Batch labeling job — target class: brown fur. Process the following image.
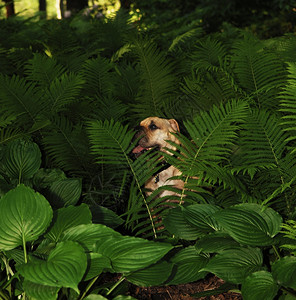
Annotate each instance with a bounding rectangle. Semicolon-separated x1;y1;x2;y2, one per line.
133;117;184;198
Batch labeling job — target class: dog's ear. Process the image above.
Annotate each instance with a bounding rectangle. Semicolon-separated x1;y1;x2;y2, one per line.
168;119;180;132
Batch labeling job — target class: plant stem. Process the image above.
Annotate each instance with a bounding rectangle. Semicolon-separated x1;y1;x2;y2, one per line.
106;276;125;296
79;275;99;300
272;245;281;260
22;233;28;264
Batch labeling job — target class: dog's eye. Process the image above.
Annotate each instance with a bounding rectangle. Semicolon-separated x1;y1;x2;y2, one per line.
149;123;159;130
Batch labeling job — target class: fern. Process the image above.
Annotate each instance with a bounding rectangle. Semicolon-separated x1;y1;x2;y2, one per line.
25;54;66;87
280;62;296;151
231;34;286;109
42;115;93;178
132;37;177;118
231;109;289;177
0;74;44;127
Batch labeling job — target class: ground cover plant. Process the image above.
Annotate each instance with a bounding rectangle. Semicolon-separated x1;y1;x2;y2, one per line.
0;7;296;300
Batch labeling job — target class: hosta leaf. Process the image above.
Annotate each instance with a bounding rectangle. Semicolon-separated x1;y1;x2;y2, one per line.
23;280;59;300
18;241;87;293
47;178;82;208
214;205;281;246
272;256;296;289
203;247;263;284
91;205;124;228
84;253;112;281
46;204;92;242
183;204;221;233
241;271;278;300
62;223;121;252
126;260;173;286
3;139;41;182
84;296;108;300
0;184;52;251
94;235;173;273
163;207;201;240
167;246;209;285
195;232;240;253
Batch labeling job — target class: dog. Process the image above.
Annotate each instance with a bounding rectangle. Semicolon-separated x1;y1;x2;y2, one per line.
132;117;184;199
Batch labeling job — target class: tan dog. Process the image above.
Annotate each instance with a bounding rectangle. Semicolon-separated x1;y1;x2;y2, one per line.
132;117;184;198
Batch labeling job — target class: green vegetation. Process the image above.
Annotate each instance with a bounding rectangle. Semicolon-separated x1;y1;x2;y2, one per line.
1;2;296;299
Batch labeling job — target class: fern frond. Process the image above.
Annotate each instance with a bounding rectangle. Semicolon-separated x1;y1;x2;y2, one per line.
231;109;289;178
280;62;296;151
44;73;85;113
168;28;202;52
132;37;177;118
231;35;286;109
0;74;44;126
191;37;227;71
42;115;93;177
25;53;66;87
81;57;116;98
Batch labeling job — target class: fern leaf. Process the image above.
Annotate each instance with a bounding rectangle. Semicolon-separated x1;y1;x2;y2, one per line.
232;35;286;109
169;28;202;52
0;74;44;125
280;62;296;151
132;38;177;117
231;109;289;178
25;53;66;87
42;116;93;177
44;73;85;113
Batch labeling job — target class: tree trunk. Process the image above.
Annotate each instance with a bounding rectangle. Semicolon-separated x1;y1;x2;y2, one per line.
2;0;15;18
39;0;47;18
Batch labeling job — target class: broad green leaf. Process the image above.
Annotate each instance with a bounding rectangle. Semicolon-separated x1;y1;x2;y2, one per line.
47;178;82;207
195;232;240;253
241;271;278;300
33;168;66;189
91;205;124;228
18;241;87;293
272;256;296;289
113;296;137;300
163;207;201;240
84;253;112;281
62;223;121;252
203;247;263;284
95;235;173;273
183;204;221;232
3;139;41;182
214;205;281;246
126;260;173;286
84;295;108;300
23;280;59;300
0;184;52;251
46;204;92;242
167;246;209;285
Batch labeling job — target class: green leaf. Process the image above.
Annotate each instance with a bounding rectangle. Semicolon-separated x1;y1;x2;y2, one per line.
241;271;278;300
23;280;60;300
18;241;87;293
47;178;82;207
84;253;112;281
94;235;173;273
126;260;173;286
195;232;240;253
84;295;108;300
0;184;52;251
214;204;282;246
62;223;121;252
46;204;92;243
3;139;41;182
272;256;296;289
91;205;124;228
163;207;202;240
167;246;209;285
203;247;263;284
183;204;221;233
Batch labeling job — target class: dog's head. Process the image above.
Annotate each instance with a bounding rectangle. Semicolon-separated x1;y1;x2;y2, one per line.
132;117;180;156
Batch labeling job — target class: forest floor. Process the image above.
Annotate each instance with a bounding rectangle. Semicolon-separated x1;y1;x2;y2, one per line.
128;274;242;300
